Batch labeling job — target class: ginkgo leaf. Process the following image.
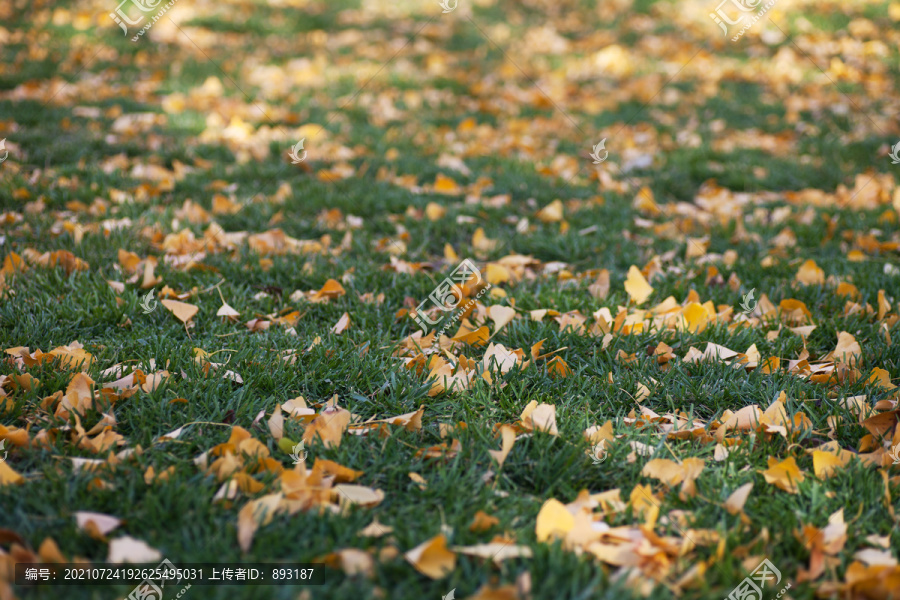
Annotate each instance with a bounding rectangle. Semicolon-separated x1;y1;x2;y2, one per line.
487;424;516;468
237;493;283;553
161;299;199;323
216;301;240;320
724;483;753;515
624;265;653;305
74;512;122;539
404;534;456;579
795;259;825;285
452;326;489;346
331;312;351;334
536;199;564;223
812;450;851;478
535;498;574;542
520;401;558;435
108;536;162;563
488;305;516;333
0;461;24;486
760;456;805;494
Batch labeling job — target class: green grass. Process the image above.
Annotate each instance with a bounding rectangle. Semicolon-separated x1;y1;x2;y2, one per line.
2;0;900;599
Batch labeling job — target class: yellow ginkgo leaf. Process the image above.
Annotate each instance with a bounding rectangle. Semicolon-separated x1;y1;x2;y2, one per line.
161;299;198;323
795;259;825;285
404;534;456;579
624;265;653;305
760;456;805;494
0;461;24;486
488;305;516;333
812;450;851;479
535;498;574;542
452;325;490;346
536;199;564;223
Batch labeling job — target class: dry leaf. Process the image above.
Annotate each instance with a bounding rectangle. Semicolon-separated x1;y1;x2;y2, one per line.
404;534;456;579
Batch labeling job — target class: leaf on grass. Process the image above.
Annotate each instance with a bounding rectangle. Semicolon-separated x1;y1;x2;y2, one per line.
641;457;705;499
359;519;393;538
760;456;805;494
0;461;24;486
535;498;574;542
536;199;564;223
74;512;122;539
320;548;375;577
812;450;852;479
724;483;753;515
237;493;284;553
312;279;346;302
216;302;240;321
331;312;351;334
796;259;825;285
452;542;533;564
830;331;862;366
488;424;516;468
161;299;199;323
404;534;456;579
624;265;653;305
333;484;384;509
303;406;351;448
520;401;558;435
488;305;517;333
470;511;500;532
268;404;284;440
108;536;162;563
547;356;571;379
452;326;490;346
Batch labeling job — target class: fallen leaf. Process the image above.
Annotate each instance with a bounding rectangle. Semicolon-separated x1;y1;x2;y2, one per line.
760;456;805;494
404;534;456;579
108;536;162;563
624;265;653;305
161;299;199;324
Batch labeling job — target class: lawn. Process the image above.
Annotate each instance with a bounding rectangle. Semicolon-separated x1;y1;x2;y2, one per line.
1;0;900;599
